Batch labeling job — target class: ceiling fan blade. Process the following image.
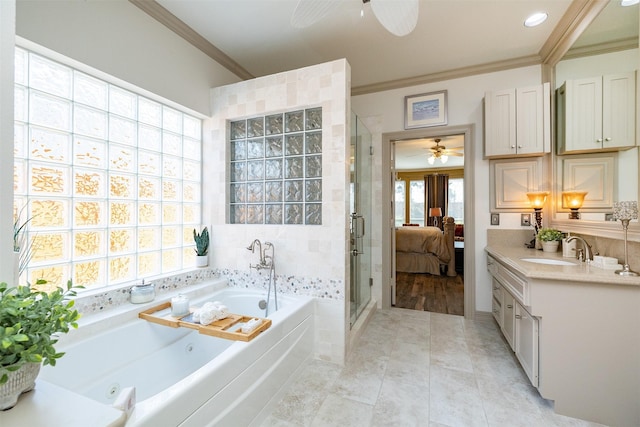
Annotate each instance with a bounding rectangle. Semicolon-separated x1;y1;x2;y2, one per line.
370;0;419;37
291;0;340;28
444;152;464;157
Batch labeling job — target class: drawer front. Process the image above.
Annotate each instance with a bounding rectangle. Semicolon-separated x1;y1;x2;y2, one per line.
494;262;527;304
492;278;503;304
492;297;503;326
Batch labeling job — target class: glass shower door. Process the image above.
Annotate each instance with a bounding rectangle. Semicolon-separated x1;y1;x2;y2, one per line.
349;112;372;328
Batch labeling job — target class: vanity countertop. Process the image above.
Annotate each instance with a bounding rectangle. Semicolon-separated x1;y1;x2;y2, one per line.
485;244;640;287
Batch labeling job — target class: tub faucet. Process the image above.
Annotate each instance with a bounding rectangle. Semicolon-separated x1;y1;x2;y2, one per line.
246;239;264;266
566;236;593;262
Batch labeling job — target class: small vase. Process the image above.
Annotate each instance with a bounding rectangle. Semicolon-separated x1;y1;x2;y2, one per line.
0;362;41;410
195;255;208;268
542;241;559;253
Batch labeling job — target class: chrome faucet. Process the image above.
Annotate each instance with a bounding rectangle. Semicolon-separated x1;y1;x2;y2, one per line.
246;239;278;315
246;239;264;267
566;236;593;262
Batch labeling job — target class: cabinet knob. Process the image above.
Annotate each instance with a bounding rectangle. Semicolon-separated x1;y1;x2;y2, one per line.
510;145;516;149
517;145;522;148
605;137;611;141
507;304;513;309
515;314;522;319
596;138;603;143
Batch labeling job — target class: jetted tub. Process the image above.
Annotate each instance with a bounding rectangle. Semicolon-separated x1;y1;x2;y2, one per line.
39;281;314;427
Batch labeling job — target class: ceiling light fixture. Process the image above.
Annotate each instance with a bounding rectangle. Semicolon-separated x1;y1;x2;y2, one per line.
524;12;548;27
621;0;639;6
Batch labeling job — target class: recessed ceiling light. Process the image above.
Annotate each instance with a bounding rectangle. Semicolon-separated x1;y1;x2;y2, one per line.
621;0;639;6
524;12;548;27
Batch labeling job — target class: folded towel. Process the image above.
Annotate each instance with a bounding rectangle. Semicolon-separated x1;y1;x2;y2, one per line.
241;318;262;334
195;301;230;325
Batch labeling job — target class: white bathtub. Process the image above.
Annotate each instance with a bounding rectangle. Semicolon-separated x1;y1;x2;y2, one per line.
39;282;314;427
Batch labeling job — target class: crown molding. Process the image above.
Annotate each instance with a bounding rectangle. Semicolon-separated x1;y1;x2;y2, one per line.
129;0;254;80
562;36;639;60
351;55;542;96
539;0;609;67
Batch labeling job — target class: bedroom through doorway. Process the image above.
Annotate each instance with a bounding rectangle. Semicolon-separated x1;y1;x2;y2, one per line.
392;132;465;316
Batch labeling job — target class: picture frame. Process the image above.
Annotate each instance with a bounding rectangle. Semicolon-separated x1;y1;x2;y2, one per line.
404;90;448;129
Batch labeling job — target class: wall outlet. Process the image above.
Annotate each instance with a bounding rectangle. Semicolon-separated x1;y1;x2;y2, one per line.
521;213;531;227
491;213;500;225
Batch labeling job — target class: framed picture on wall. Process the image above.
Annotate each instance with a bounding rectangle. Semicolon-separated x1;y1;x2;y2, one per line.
404;90;448;129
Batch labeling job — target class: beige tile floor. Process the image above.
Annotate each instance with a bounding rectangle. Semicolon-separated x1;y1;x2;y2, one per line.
259;308;607;427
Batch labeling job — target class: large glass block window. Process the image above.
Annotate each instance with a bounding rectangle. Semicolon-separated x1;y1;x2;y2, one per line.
229;108;322;225
13;48;202;290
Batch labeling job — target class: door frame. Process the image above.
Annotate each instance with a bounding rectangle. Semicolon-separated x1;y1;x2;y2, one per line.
381;124;475;319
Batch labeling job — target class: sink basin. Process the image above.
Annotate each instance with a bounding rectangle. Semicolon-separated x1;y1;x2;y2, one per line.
520;258;577;266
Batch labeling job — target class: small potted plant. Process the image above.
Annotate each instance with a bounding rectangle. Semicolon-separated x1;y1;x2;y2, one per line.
0;279;81;410
193;227;210;267
538;228;563;252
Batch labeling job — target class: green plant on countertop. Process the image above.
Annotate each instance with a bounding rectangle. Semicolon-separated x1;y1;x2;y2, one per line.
538;227;563;242
193;227;210;256
0;279;81;384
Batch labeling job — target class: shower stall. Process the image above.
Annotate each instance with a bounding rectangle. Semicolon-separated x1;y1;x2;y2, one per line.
349;112;372;327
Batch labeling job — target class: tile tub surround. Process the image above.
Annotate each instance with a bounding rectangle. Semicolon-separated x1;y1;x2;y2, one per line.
258;309;604;427
73;268;344;317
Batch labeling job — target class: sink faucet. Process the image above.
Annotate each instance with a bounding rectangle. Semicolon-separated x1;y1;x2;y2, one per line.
566;236;593;262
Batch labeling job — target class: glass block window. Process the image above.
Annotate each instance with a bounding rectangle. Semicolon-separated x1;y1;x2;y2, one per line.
229;108;322;225
14;47;202;290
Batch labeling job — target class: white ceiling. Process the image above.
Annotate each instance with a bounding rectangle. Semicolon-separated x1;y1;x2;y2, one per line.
148;0;637;170
155;0;574;91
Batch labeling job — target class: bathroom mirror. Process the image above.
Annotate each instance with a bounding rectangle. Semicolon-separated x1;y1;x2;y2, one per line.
551;0;640;239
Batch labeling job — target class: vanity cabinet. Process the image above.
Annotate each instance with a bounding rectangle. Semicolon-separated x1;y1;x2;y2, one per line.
484;83;550;158
557;72;636;154
487;255;538;387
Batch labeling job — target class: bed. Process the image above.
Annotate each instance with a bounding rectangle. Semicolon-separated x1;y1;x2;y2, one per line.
395;216;456;277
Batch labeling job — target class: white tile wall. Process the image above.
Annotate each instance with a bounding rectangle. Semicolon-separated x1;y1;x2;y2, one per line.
205;59;351;362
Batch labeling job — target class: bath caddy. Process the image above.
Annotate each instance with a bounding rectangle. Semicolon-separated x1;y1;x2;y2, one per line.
138;302;271;342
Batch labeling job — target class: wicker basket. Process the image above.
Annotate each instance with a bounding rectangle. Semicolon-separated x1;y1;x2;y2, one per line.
0;362;41;410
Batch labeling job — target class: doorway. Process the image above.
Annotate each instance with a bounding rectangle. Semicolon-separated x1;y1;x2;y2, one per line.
381;124;475;319
393;135;465;315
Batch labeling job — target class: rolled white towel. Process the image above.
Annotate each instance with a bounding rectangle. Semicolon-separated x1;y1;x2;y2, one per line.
196;301;229;325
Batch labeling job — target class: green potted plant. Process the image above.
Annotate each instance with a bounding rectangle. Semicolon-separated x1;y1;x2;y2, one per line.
538;227;563;252
0;279;81;410
193;227;210;267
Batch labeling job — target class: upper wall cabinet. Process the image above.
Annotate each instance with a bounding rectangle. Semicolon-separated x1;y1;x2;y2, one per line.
484;83;551;159
557;72;637;155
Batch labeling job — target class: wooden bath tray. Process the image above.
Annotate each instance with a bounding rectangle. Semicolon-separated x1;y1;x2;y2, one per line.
138;302;271;342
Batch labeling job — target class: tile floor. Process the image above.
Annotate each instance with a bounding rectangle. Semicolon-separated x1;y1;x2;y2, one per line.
259;308;607;427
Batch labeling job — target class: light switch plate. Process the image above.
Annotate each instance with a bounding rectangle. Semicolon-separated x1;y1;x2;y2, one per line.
491;213;500;225
521;213;531;227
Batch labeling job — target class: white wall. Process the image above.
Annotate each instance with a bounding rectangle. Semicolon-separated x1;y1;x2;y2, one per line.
16;0;240;116
0;1;16;284
352;65;544;313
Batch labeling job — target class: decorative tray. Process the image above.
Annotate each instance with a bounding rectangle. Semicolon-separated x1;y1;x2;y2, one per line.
138;301;271;342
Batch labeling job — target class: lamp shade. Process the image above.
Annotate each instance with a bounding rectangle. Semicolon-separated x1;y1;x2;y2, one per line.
562;191;587;209
526;191;549;209
429;207;442;217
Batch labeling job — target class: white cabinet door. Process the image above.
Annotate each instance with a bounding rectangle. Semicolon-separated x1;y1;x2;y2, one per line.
603;72;636;150
502;290;515;350
516;84;550;155
515;302;539;387
485;88;516;157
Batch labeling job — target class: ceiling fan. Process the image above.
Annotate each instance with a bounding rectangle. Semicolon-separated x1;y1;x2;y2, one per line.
427;138;463;165
291;0;419;37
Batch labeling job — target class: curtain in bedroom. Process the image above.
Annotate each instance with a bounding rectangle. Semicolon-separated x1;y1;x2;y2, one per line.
425;173;448;228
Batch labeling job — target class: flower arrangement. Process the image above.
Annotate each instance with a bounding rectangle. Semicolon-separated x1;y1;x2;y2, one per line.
537;227;563;242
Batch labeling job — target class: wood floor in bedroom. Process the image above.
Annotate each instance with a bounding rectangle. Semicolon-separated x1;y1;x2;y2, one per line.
394;271;464;316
